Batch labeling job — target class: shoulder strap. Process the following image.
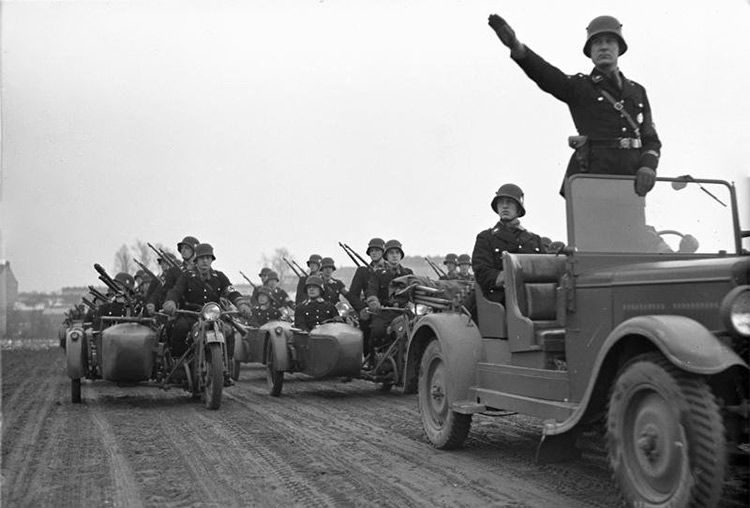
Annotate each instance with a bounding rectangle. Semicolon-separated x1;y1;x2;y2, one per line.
599;89;640;137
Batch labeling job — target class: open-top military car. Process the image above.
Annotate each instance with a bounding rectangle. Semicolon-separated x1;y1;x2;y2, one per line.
403;174;748;507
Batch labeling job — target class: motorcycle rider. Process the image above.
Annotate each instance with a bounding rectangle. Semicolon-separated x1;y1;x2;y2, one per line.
346;238;386;365
439;253;460;280
146;235;200;314
162;243;252;386
366;239;414;347
295;254;323;305
294;275;339;331
472;184;546;304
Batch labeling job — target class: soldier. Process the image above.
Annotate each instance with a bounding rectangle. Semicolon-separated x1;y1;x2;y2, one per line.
472;184;546;304
294;275;339;331
249;287;282;326
265;270;293;309
456;254;475;281
439;253;460;280
346;238;386;364
250;267;272;305
366;239;414;347
94;272;136;328
163;243;252;368
320;257;347;305
146;236;200;313
295;254;322;305
488;14;660;197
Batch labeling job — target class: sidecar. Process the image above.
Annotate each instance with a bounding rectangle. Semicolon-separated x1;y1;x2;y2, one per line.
263;321;363;396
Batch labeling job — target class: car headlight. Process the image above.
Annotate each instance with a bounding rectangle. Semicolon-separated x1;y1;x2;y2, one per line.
721;286;750;337
201;303;222;321
335;301;351;318
407;302;432;316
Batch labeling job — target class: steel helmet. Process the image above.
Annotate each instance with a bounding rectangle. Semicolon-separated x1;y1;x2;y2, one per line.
177;235;200;252
306;254;322;267
258;267;272;277
443;253;458;266
194;243;216;260
366;237;386;255
114;272;135;290
265;270;280;282
457;254;472;265
490;183;526;217
134;269;150;282
583;15;627;57
384;239;404;258
304;275;324;292
321;257;336;270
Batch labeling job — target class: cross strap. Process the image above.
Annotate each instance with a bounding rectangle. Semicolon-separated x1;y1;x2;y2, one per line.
598;89;641;138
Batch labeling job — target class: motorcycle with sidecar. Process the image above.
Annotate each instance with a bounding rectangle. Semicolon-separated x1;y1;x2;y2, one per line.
65;302;236;409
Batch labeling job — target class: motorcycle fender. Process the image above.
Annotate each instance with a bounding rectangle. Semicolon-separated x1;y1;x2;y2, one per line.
65;327;86;379
266;327;291;372
409;313;483;404
606;315;747;375
205;330;225;344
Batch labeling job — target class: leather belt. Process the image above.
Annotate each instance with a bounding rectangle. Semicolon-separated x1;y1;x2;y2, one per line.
589;137;642;149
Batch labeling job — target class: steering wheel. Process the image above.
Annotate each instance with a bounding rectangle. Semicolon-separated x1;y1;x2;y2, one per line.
657;230;699;253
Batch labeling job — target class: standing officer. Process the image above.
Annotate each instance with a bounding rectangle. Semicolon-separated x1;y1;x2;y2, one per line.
294;275;339;331
472;184;546;304
295;254;323;305
439;253;460;280
366;240;414;348
488;14;661;196
456;254;475;281
163;243;252;365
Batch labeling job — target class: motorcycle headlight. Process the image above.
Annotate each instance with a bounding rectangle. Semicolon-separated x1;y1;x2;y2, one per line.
721;286;750;337
201;303;222;321
69;330;81;341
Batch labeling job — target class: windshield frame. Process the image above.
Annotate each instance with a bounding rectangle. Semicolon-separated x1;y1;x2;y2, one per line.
564;174;742;255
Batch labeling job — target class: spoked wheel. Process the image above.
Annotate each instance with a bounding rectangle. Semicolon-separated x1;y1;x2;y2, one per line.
71;379;82;404
418;340;471;449
607;352;726;508
265;340;284;397
203;343;224;410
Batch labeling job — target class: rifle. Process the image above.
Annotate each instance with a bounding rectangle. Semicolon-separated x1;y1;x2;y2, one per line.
343;243;369;267
81;297;96;310
94;263;136;299
88;285;109;302
283;257;304;278
424;258;446;277
238;270;257;289
291;259;309;277
134;259;159;283
338;242;363;267
147;243;180;269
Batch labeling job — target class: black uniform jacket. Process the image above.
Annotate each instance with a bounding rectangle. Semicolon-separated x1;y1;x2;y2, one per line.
347;261;385;311
513;47;661;178
269;287;292;309
295;272;320;305
472;221;546;298
366;264;414;304
166;268;243;310
149;262;191;307
294;298;338;331
322;278;346;306
249;305;282;327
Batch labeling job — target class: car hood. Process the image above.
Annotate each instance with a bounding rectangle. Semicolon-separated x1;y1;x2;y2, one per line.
607;256;750;286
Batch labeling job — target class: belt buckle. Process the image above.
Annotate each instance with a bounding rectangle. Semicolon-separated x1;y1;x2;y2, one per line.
618;138;630;148
632;138;642;149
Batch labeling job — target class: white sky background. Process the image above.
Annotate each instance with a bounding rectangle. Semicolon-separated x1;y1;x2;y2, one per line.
2;0;749;292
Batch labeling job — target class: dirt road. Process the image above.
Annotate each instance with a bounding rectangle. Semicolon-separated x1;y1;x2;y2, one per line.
1;346;745;507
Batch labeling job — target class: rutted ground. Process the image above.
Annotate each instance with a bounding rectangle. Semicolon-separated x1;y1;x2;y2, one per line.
2;347;746;507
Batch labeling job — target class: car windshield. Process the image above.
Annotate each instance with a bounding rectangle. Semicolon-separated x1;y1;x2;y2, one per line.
567;175;737;254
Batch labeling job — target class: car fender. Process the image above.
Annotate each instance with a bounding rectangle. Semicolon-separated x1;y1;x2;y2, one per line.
545;314;747;437
65;326;86;379
407;312;483;403
262;321;291;371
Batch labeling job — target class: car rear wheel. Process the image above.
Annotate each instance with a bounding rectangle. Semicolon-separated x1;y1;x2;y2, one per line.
607;352;726;508
418;340;471;449
265;340;284;397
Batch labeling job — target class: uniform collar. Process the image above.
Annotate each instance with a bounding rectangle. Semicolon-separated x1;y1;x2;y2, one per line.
493;219;524;232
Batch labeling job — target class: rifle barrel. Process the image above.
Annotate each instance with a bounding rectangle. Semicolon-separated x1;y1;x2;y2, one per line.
338;242;362;267
343;243;368;267
282;258;302;278
238;270;257;288
291;259;309;277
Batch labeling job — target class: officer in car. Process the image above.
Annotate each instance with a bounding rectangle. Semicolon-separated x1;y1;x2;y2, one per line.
439;253;460;280
366;239;414;346
294;275;339;331
295;254;323;305
163;243;252;367
488;14;661;197
472;184;546;304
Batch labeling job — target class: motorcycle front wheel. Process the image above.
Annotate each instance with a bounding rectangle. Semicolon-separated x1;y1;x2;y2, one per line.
203;343;224;410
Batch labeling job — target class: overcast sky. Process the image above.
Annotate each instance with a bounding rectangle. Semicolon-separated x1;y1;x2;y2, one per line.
2;0;749;292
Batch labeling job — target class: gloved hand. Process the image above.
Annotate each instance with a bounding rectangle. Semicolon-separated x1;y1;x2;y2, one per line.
494;271;505;288
367;296;382;314
145;303;156;315
678;234;699;253
635;167;656;196
488;14;518;49
359;307;371;321
162;300;177;315
238;303;253;319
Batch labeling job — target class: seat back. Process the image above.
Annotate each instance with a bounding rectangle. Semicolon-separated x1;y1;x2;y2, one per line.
475;283;507;339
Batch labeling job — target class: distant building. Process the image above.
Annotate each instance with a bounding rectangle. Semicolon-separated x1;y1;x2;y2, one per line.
0;260;19;338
